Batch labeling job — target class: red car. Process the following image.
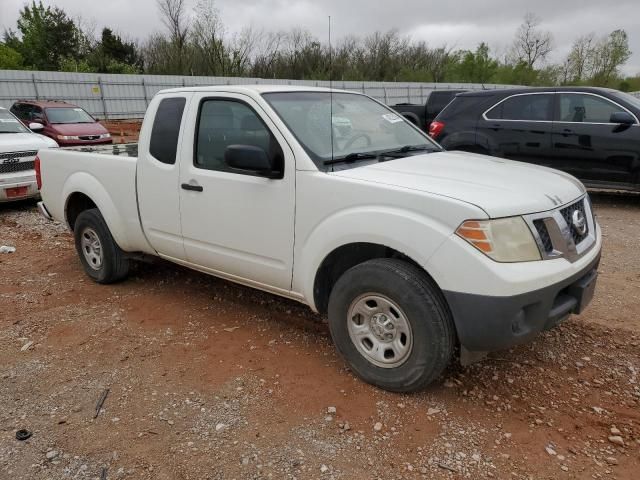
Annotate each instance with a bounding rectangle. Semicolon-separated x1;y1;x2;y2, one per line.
10;100;112;147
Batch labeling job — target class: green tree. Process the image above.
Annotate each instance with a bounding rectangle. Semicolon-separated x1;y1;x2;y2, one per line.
0;43;24;69
59;56;95;73
590;30;631;86
457;43;498;83
88;28;142;73
12;1;81;70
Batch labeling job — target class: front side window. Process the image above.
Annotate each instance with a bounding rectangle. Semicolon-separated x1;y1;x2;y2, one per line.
262;91;439;170
45;107;94;124
558;93;626;123
195;99;283;174
0;109;29;133
10;104;26;119
149;97;186;165
486;94;553;121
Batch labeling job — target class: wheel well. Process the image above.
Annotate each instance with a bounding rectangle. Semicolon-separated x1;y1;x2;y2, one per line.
313;243;424;315
65;192;97;230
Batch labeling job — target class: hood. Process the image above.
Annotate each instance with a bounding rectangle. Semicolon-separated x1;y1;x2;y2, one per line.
332;151;585;218
49;122;108;136
0;132;58;152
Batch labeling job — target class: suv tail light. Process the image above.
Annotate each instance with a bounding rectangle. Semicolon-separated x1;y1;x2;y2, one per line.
429;121;445;139
35;155;42;190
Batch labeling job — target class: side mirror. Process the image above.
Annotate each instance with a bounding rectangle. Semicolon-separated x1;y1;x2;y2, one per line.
610;111;635;125
224;145;280;178
29;122;45;132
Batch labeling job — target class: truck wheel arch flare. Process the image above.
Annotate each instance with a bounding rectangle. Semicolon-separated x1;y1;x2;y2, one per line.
296;205;457;313
62;173;136;252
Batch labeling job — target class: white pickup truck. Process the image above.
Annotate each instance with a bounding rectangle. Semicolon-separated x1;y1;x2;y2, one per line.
0;106;57;202
37;86;602;392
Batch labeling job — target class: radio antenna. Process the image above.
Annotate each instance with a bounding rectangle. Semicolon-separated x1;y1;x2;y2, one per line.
329;15;334;170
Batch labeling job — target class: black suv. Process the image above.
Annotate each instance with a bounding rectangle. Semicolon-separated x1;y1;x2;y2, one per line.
430;87;640;190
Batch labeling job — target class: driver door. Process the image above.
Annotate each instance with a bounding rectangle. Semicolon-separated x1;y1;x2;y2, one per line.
178;93;296;292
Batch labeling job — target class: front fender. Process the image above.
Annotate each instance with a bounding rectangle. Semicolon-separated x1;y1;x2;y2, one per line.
293;205;457;312
62;172;138;252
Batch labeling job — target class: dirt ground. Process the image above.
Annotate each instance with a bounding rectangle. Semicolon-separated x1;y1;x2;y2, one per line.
0;193;639;480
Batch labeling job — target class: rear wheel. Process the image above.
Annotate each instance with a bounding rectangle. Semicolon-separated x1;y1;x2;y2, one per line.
73;208;129;284
327;259;455;392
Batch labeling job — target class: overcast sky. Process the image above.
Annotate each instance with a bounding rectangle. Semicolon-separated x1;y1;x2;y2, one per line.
2;0;639;75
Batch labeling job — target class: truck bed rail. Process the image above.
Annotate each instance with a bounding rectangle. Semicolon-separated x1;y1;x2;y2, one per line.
62;143;138;158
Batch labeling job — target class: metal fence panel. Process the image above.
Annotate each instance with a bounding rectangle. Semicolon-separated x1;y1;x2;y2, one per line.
0;69;522;119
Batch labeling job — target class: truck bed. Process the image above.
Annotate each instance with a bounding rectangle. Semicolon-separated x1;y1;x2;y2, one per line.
38;144;152;254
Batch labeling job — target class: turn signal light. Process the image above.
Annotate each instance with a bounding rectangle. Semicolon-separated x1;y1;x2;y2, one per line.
456;220;493;253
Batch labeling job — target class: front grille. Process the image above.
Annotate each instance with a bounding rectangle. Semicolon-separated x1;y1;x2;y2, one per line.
0;150;37;161
560;199;588;245
533;219;553;253
79;135;100;141
0;160;35;174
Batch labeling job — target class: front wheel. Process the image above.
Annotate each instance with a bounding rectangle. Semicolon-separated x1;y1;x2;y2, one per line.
327;259;455;392
73;208;129;284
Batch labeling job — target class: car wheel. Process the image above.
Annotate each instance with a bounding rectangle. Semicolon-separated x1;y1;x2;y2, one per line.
74;208;129;284
328;258;455;392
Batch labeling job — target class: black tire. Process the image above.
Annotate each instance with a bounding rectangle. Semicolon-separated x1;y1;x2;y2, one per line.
73;208;129;284
327;259;455;392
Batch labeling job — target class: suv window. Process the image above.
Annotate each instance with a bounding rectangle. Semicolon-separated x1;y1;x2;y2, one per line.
149;97;186;165
558;93;625;123
31;106;44;121
10;103;31;120
195;99;283;174
486;94;553;121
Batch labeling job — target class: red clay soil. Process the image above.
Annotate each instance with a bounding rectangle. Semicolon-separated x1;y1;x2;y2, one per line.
0;194;638;479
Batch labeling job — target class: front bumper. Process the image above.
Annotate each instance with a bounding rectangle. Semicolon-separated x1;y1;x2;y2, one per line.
443;252;600;353
0;172;39;202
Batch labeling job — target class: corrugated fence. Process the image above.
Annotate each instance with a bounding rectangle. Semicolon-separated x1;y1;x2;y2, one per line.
0;70;520;120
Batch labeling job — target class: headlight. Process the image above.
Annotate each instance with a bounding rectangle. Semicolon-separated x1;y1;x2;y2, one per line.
456;217;541;262
100;133;111;139
56;135;80;140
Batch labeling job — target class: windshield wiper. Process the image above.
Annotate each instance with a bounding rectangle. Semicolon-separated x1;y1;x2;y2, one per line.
323;145;437;167
380;145;437;157
323;152;379;166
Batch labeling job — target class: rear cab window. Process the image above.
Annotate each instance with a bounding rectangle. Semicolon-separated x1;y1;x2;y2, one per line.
149;97;187;165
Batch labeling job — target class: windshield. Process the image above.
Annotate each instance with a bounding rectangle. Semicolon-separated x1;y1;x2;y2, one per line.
611;91;640;111
262;92;440;170
46;107;95;124
0;109;29;134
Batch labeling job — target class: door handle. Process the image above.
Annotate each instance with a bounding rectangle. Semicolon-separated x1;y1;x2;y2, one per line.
181;183;203;192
